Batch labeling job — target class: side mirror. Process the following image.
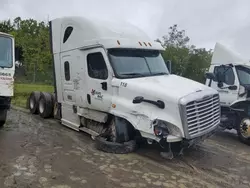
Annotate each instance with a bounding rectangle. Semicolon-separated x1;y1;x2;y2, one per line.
205;72;216;80
133;96;144;104
165;60;172;74
228;85;238;90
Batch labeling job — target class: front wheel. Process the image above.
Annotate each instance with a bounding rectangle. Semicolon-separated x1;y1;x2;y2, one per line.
237;118;250;146
95;117;137;154
0;109;7;127
95;132;137;154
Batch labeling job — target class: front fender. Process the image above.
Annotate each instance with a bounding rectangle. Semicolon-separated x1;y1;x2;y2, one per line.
230;99;250;116
110;96;184;138
230;99;250;109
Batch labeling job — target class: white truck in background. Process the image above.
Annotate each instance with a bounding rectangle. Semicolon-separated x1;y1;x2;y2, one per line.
27;16;220;159
205;43;250;145
0;32;15;127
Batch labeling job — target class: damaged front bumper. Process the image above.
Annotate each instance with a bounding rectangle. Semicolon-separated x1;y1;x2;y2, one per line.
160;127;217;149
181;128;217;148
165;135;183;142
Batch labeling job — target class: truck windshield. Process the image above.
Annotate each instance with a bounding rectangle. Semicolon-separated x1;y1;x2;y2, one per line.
0;36;13;68
108;49;169;78
236;65;250;85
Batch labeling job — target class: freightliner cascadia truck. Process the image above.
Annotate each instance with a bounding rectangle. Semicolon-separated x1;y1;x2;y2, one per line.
27;16;220;159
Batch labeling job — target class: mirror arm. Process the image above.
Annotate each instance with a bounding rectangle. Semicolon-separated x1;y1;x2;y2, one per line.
208;79;212;87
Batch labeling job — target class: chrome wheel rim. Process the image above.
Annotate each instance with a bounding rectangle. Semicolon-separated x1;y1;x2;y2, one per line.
30;98;34;109
39;99;45;114
240;118;250;139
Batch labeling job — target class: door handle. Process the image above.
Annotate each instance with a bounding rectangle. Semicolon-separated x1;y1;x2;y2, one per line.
101;82;107;91
87;94;91;104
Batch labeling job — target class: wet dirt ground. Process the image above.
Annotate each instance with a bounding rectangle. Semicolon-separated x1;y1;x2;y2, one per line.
0;108;250;188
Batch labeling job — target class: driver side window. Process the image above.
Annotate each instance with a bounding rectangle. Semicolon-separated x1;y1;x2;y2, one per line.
214;66;235;85
87;52;108;80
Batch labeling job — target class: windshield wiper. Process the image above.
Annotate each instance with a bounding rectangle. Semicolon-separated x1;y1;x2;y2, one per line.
151;72;168;76
120;73;146;77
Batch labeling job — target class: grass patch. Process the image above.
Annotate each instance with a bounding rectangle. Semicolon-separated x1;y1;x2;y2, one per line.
12;83;54;108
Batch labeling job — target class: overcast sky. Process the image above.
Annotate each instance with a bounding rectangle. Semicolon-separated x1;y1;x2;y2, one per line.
1;0;250;58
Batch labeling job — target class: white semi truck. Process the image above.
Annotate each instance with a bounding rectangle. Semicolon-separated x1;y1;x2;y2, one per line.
0;32;15;127
205;43;250;145
27;16;220;158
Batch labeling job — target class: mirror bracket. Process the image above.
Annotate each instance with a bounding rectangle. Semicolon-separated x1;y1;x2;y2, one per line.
228;85;238;90
165;60;172;74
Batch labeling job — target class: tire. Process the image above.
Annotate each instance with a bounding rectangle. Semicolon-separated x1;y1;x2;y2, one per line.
0;109;7;127
50;93;56;116
28;91;41;114
38;92;53;118
95;132;137;154
236;118;250;146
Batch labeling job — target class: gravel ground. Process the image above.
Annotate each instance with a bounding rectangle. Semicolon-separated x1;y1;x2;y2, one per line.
0;108;250;188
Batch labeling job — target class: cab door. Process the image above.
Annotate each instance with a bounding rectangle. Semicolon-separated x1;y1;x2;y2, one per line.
210;65;239;106
84;47;113;112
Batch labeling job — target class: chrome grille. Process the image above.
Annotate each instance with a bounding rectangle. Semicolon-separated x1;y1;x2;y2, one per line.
184;94;220;138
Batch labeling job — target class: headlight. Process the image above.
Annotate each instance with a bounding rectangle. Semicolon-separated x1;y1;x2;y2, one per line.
166;123;182;137
153;119;182;138
153;119;169;137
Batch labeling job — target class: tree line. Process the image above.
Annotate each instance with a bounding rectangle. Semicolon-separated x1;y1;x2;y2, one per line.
0;18;212;84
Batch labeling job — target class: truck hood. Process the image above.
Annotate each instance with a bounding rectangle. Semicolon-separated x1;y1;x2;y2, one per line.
116;74;214;102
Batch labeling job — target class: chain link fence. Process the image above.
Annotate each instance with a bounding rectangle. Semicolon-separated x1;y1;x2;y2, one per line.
15;62;54;85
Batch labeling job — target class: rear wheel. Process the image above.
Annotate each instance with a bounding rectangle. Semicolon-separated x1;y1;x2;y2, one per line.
0;109;7;127
38;92;54;118
28;91;41;114
237;118;250;146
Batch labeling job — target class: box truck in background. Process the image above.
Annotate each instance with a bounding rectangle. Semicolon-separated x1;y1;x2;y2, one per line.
205;43;250;145
0;32;15;127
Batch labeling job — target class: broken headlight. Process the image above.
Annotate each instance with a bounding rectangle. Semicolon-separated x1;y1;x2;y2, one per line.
153;119;182;138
